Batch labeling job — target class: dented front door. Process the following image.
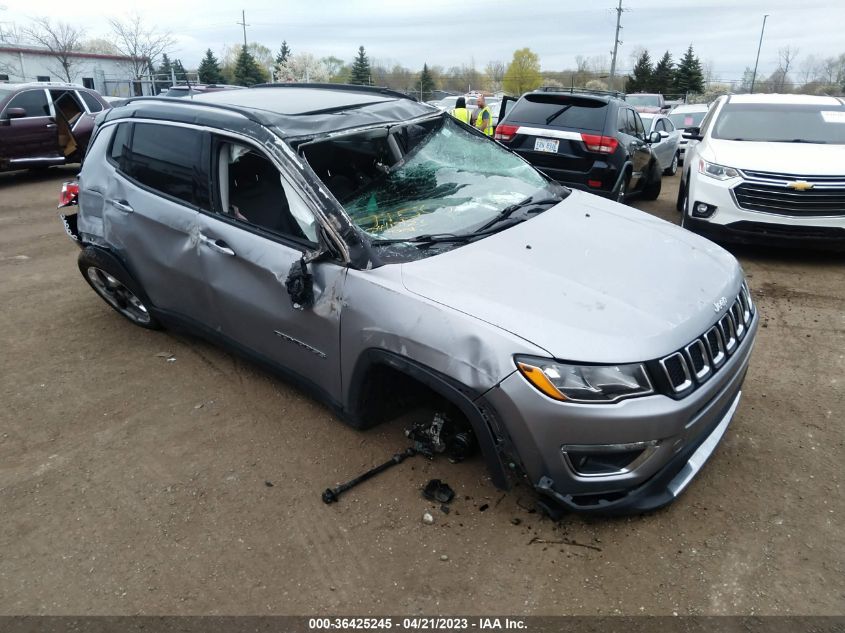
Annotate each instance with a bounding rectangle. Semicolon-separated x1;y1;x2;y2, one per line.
194;212;347;400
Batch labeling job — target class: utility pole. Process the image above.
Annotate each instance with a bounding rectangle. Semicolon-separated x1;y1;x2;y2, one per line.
236;10;249;49
750;14;769;94
608;0;627;90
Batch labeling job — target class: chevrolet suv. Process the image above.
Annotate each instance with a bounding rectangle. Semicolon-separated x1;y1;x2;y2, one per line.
61;84;758;515
495;90;664;203
678;94;845;248
0;82;110;172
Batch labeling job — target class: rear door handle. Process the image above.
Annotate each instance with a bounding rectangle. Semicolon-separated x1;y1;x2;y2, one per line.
107;198;134;213
45;123;57;129
199;233;235;256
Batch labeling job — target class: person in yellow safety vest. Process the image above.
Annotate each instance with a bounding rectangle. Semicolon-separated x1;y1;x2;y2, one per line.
473;94;493;136
450;97;470;124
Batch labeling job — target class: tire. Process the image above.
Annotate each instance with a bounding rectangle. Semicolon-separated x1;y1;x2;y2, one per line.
614;173;629;204
679;188;693;231
640;162;662;200
664;152;679;176
77;247;161;329
675;177;686;212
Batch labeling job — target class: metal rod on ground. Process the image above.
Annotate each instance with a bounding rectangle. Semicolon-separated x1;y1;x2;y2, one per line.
322;448;416;504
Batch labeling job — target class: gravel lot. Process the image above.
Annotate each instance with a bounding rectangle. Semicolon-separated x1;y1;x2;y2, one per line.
1;166;843;615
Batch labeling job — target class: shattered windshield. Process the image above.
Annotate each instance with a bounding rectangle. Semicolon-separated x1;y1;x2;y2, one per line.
342;117;547;240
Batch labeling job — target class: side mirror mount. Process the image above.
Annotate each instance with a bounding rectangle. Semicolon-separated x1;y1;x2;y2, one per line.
683;127;703;141
648;131;662;144
285;258;314;310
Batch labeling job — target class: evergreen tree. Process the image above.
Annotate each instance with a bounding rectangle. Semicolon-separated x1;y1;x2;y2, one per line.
275;41;291;66
234;45;267;86
652;51;675;95
627;50;654;93
674;45;705;96
419;63;435;101
172;58;187;82
198;48;224;84
155;53;174;90
349;46;371;85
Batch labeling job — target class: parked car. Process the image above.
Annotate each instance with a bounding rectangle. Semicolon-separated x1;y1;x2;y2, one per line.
626;93;669;114
638;113;681;175
162;84;244;98
668;103;710;164
495;90;664;202
677;93;845;248
0;82;110;172
60;84;757;515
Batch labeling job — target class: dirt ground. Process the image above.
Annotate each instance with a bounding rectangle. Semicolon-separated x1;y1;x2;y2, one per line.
0;166;843;616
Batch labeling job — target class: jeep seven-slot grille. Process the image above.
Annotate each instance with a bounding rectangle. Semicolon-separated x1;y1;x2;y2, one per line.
659;284;754;395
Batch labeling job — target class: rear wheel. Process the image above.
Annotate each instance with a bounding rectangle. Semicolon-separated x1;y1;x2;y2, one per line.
78;247;161;329
640;163;662;200
614;173;629;203
664;152;679;176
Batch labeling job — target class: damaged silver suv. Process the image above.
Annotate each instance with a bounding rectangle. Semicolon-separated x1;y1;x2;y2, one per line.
60;84;758;515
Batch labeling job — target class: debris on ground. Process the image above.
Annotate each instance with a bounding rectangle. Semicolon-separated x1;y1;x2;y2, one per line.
479;503;489;512
422;479;455;504
528;536;602;552
440;554;449;561
322;447;416;504
422;511;435;525
440;504;450;515
511;518;522;526
264;481;274;487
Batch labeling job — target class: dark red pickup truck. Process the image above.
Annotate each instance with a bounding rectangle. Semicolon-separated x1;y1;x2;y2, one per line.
0;82;110;172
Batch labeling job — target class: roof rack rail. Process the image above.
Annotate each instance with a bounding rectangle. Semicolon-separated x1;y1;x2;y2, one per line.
535;86;627;99
117;95;268;126
250;82;418;102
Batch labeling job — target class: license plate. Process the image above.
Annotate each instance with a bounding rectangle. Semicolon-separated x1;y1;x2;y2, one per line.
534;138;559;153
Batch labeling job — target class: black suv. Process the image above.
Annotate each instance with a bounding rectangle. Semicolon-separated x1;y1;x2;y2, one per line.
495;90;663;202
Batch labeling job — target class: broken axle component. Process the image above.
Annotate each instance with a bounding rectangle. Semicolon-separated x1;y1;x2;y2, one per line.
322;447;416;504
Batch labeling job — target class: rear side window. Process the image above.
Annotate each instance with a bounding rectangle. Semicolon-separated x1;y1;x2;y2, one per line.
79;91;104;113
633;112;645;137
507;95;608;131
4;89;50;117
117;122;210;208
108;122;132;167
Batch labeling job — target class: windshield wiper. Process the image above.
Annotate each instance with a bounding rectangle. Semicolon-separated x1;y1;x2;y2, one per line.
473;192;564;233
784;139;825;144
545;104;573;125
371;227;513;247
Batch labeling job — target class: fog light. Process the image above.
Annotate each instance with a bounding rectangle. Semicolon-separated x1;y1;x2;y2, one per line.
692;201;717;218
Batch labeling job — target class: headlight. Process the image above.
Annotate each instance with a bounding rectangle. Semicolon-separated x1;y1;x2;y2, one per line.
515;356;653;403
698;158;740;180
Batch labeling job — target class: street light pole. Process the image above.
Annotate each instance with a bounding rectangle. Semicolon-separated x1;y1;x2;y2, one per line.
750;14;769;93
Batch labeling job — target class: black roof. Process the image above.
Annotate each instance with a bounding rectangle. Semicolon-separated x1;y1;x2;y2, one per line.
111;84;436;139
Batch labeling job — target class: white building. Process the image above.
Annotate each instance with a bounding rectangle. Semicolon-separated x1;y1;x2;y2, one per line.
0;45;154;96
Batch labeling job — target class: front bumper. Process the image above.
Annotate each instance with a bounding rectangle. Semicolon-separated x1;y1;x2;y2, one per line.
485;312;758;515
685;173;845;248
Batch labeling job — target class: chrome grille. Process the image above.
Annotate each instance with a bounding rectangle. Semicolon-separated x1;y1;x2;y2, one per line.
733;171;845;217
658;288;754;395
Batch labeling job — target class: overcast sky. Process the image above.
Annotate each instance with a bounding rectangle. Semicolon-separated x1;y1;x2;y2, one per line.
2;0;843;81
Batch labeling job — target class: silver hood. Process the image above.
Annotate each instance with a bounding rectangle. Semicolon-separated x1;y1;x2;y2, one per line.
401;190;743;364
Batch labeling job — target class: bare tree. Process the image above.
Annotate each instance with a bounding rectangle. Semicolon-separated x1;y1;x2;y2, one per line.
23;17;85;82
484;60;505;92
774;46;799;92
108;14;175;80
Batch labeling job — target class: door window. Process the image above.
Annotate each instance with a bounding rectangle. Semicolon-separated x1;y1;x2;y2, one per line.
215;140;318;243
633;111;645;138
79;91;104;113
655;119;666;132
3;89;50;117
122;122;210;209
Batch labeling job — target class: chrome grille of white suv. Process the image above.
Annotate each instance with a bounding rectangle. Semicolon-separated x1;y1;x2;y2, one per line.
660;283;754;394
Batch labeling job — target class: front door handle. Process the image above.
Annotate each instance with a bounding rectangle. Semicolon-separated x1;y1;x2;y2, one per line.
107;198;134;213
199;233;235;256
45;123;57;129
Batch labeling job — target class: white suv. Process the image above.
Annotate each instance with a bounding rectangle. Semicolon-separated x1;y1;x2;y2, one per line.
677;94;845;248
